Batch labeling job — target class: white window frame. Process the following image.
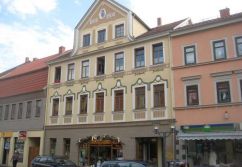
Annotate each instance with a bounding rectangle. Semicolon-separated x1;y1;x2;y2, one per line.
210;37;229;61
80;59;90;79
52;66;62;84
63;95;74;116
112;88;126;112
232;34;242;57
181;43;198;65
236;70;242;102
78;93;90;114
81;31;92;48
150;41;166;66
112;50;125;73
65;63;76;81
183;79;201;106
93;90;106;113
96;26;108;44
214;79;233;104
50;97;61;117
95;55;106;76
112;21;125;39
132;45;146;69
132;85;148;110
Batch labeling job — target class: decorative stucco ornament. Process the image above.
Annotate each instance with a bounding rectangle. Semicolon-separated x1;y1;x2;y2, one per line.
99;8;106;19
117;81;121;87
138;79;142;84
156;76;161;81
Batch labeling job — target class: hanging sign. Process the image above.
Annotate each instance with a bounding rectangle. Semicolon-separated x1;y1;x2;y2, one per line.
19;131;27;140
1;131;12;138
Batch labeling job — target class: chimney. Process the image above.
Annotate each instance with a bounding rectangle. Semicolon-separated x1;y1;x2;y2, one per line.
157;18;162;26
220;8;230;18
25;57;30;63
33;58;38;61
59;46;65;54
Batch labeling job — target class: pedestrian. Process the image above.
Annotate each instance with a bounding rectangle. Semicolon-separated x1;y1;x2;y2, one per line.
10;150;19;167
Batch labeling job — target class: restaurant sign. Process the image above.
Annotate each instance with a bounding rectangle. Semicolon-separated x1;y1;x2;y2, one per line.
182;123;235;133
1;131;12;138
19;131;27;140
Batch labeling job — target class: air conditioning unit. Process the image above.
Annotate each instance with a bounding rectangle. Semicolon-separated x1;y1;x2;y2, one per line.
240;123;242;130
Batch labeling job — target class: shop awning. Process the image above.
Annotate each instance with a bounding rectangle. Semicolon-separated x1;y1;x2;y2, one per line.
177;132;242;140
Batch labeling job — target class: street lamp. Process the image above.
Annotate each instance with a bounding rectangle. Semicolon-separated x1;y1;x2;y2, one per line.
153;119;176;167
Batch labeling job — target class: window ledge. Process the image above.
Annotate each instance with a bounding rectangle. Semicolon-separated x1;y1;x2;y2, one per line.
94;75;106;79
50;115;59;118
93;112;105;115
150;63;166;68
132;67;146;72
112;36;126;41
81;45;91;50
112;71;125;76
52;82;62;85
151;107;167;111
79;78;90;82
65;80;75;84
112;110;125;114
95;41;107;46
78;113;88;116
63;114;72;117
132;108;147;112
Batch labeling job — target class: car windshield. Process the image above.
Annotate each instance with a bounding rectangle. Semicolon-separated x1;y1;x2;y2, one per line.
54;158;75;166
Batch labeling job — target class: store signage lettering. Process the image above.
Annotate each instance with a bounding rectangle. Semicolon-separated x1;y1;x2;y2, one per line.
182;123;235;133
90;8;116;25
19;131;27;140
1;131;12;137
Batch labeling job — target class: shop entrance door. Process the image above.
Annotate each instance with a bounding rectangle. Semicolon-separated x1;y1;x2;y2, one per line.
226;141;233;163
28;147;39;167
90;146;111;166
2;138;10;165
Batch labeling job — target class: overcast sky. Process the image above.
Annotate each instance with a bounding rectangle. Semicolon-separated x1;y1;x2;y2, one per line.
0;0;241;73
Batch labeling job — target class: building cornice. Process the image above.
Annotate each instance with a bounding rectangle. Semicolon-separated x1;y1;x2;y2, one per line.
172;56;242;70
45;119;172;130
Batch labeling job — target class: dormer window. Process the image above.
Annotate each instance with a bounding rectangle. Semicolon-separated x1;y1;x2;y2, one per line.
115;24;124;38
98;30;106;43
83;34;90;47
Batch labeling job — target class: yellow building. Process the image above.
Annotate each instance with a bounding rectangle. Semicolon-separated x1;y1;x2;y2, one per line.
44;0;188;166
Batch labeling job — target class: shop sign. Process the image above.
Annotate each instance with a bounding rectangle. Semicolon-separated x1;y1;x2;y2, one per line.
4;142;10;149
182;123;235;133
19;131;27;140
1;131;12;138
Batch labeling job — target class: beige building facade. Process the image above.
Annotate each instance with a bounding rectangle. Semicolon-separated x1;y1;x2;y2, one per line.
44;0;188;166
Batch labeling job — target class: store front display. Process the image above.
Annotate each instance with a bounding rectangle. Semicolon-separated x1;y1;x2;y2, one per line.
78;135;123;167
14;138;25;163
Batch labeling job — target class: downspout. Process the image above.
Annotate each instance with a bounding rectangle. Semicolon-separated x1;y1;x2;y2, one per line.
127;11;135;41
168;31;176;160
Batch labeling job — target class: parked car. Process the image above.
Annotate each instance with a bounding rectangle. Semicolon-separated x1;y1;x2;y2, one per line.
101;161;156;167
31;155;77;167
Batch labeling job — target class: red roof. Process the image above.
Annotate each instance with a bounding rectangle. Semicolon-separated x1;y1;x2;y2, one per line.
0;50;71;98
137;18;187;39
0;50;71;80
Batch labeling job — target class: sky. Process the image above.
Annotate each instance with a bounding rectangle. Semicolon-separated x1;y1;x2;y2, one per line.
0;0;241;73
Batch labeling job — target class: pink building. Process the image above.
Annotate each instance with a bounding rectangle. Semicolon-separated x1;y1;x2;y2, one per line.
171;9;242;166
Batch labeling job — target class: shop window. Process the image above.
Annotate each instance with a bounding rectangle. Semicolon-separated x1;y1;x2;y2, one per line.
65;97;73;115
52;99;59;116
115;24;124;38
115;52;124;72
97;57;105;76
4;105;9;120
14;138;24;163
26;101;32;118
235;36;242;57
36;100;41;117
96;92;104;113
217;81;231;103
184;45;196;65
154;84;165;107
0;106;3;121
213;40;226;60
153;43;163;65
240;79;242;100
98;29;106;43
11;104;16;120
135;48;145;68
79;144;89;166
54;67;61;83
83;34;90;47
135;87;146;109
114;90;123;111
186;85;199;105
80;95;88;114
18;103;23;119
67;64;75;81
50;138;56;156
82;60;89;78
63;139;70;160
